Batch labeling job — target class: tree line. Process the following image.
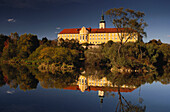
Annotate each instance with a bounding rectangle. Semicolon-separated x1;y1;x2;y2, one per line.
0;33;84;68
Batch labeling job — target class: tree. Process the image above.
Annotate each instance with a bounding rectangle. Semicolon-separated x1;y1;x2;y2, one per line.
17;33;39;58
0;34;9;57
105;8;148;57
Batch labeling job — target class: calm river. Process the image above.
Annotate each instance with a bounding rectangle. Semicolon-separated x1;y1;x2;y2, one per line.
0;64;169;112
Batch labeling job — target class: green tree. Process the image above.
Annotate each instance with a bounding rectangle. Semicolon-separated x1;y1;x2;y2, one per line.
17;33;39;58
105;8;147;57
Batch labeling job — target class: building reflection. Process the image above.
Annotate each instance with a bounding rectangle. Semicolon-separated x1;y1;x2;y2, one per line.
64;75;137;104
64;75;137;92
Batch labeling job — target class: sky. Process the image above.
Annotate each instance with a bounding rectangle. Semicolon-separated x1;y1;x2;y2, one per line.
0;0;170;43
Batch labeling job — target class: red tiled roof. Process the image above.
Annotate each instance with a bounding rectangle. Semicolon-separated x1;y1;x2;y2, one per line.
63;85;136;93
59;28;135;34
59;28;81;34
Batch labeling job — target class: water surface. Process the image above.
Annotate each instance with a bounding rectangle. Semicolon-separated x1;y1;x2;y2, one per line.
0;64;169;112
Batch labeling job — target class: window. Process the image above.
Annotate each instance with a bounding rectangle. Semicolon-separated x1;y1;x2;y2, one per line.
85;79;87;84
112;37;114;40
82;79;84;84
90;38;91;40
96;38;97;40
104;38;105;40
130;36;132;39
93;38;94;40
98;38;100;40
101;38;103;40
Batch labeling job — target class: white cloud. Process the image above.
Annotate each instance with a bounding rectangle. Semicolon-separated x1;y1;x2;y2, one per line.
8;18;16;23
6;90;15;94
56;27;61;30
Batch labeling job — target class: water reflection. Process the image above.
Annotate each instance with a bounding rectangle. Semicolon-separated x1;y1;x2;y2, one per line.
0;64;169;112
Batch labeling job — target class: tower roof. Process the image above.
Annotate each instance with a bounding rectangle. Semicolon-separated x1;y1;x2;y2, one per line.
100;12;105;23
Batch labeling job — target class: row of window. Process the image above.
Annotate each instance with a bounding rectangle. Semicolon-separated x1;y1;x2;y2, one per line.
89;42;105;44
89;79;105;82
89;33;118;36
89;83;105;86
60;33;119;37
90;37;106;40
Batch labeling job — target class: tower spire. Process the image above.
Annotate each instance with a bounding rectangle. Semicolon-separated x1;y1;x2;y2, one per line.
99;11;106;29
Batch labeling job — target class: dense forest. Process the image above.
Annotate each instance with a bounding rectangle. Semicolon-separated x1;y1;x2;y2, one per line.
0;32;169;74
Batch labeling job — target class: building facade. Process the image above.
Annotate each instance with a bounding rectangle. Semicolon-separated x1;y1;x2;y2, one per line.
58;14;138;44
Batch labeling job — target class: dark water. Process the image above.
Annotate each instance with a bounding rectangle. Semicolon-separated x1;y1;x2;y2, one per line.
0;64;170;112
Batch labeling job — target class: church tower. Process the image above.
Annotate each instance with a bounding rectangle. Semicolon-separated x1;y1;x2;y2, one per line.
99;12;106;29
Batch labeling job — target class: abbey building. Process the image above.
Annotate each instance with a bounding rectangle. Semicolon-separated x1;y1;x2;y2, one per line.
58;14;138;44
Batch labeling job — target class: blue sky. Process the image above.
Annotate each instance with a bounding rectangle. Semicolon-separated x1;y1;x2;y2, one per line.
0;0;170;43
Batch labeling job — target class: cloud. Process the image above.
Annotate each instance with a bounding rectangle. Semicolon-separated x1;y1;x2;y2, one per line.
55;32;59;34
8;18;16;23
56;27;61;30
6;90;15;94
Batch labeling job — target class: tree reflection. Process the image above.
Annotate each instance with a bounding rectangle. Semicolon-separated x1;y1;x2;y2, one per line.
0;67;6;87
0;64;169;93
0;64;38;91
115;85;146;112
